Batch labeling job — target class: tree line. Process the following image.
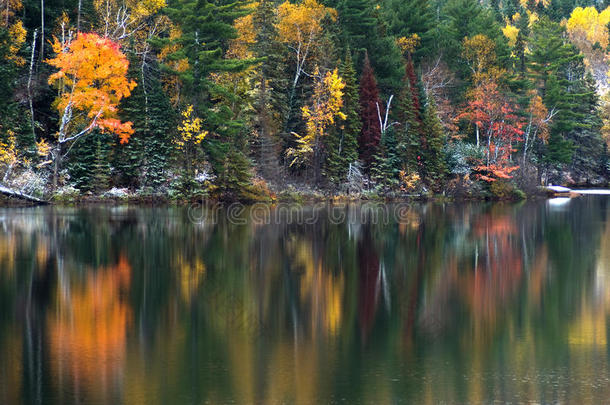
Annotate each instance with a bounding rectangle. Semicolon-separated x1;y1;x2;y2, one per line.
0;0;609;200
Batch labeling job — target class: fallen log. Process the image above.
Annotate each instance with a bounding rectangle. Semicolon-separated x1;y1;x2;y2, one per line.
0;185;48;204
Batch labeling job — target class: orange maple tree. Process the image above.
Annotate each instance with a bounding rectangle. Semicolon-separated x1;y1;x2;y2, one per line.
47;32;136;145
46;32;136;188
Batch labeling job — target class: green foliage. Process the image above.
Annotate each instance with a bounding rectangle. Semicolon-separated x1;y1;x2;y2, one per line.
330;0;404;92
370;127;401;191
421;95;447;187
489;180;523;200
528;17;600;175
67;130;112;193
444;141;485;176
395;58;423;172
439;0;510;92
383;0;437;59
116;53;175;190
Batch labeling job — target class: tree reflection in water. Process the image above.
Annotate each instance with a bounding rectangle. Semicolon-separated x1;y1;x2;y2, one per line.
0;198;609;404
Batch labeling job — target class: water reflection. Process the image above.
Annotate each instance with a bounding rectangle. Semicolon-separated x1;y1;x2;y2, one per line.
0;199;610;404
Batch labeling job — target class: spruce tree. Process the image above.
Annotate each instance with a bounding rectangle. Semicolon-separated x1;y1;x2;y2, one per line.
395;57;423;173
440;0;510;89
567;73;605;181
330;0;404;92
0;28;35;158
370;127;401;191
251;0;288;180
358;53;382;169
116;53;174;190
383;0;437;60
164;0;255;197
67;130;112;192
528;18;593;172
421;95;447;188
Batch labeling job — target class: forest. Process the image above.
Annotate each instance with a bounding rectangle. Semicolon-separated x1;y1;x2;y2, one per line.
1;0;610;201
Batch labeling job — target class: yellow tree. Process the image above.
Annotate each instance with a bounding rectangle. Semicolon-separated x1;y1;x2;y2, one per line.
176;104;208;175
0;130;17;182
502;23;519;47
287;67;346;180
47;32;136;189
567;6;610;90
276;0;336;103
462;34;505;85
0;0;25;65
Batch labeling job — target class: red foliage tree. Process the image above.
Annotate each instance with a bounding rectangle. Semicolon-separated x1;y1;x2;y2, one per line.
458;81;524;181
359;53;382;168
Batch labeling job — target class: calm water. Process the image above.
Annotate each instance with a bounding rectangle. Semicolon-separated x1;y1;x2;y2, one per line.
2;198;610;404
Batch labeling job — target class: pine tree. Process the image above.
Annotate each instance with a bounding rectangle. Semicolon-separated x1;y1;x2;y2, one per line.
67;130;112;192
421;95;447;188
528;18;591;171
116;53;174;190
567;73;605;181
0;27;34;158
164;0;255;197
440;0;510;88
370;127;401;191
251;0;288;180
395;57;423;172
383;0;437;60
92;136;111;192
358;53;382;169
324;50;361;185
330;0;404;92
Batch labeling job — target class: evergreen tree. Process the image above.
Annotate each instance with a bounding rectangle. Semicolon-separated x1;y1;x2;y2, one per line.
164;0;255;196
383;0;437;60
330;0;404;92
324;50;360;185
370;127;401;190
395;57;423;172
0;28;34;158
116;53;175;190
528;18;591;171
67;130;112;192
421;95;447;187
358;53;382;169
251;0;288;180
440;0;510;91
567;73;605;181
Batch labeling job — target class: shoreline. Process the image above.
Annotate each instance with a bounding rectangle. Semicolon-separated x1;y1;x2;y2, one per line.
0;188;566;207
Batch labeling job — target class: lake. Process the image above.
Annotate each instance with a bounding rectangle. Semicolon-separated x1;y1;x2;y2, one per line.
1;197;610;404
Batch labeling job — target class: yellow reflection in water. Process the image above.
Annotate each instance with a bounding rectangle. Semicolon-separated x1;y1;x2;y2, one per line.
290;238;344;337
0;325;22;404
47;255;132;402
0;234;15;276
568;219;610;347
176;254;206;304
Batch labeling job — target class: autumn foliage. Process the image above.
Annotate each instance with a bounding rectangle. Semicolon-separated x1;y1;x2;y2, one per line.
458;81;524;181
47;33;136;144
288;67;346;169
